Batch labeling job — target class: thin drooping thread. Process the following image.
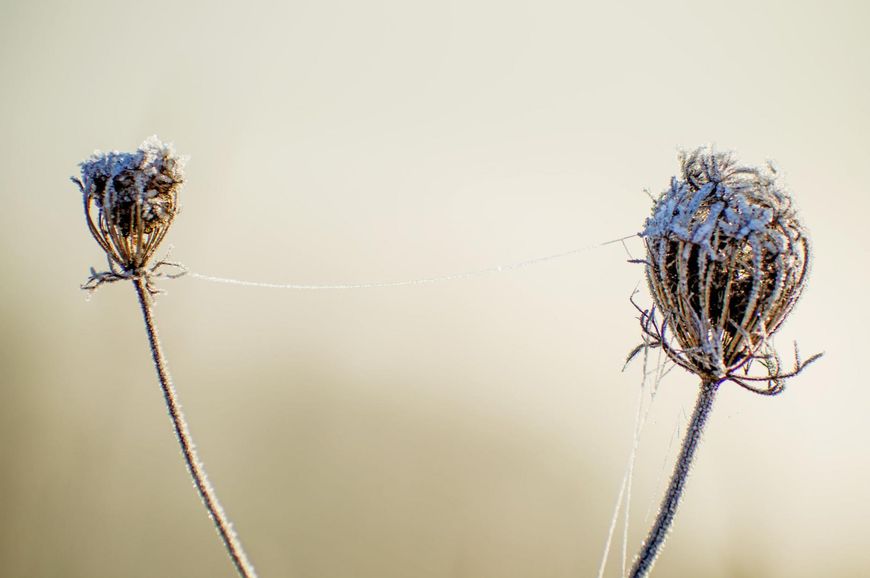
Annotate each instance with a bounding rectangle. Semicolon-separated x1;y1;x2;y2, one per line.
596;339;667;578
642;407;686;528
620;345;667;578
595;380;646;578
133;277;258;578
619;351;654;578
628;380;719;578
186;234;637;290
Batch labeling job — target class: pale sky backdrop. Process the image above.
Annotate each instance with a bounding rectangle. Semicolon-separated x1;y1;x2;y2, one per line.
1;1;868;577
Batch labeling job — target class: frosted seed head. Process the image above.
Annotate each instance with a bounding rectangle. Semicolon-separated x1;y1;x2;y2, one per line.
640;147;809;384
75;136;185;270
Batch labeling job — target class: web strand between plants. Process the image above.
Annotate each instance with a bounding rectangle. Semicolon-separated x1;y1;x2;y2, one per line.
180;234;638;291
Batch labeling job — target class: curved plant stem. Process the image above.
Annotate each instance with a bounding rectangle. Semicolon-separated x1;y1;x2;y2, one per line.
133;277;258;578
629;379;719;578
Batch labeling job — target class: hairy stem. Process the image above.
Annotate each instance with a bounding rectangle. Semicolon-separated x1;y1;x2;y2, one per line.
629;380;719;578
133;277;258;578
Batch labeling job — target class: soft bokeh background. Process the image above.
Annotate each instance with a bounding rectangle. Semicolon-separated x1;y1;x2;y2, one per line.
1;1;867;576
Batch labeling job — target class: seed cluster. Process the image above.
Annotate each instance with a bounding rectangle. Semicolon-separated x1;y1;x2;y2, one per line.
74;136;184;271
640;148;810;391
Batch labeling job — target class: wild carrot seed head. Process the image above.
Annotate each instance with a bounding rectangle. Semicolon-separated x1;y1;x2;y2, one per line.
640;148;809;385
74;136;184;271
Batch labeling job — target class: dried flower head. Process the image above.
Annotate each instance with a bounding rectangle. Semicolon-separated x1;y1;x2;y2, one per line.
73;136;184;271
637;147;817;393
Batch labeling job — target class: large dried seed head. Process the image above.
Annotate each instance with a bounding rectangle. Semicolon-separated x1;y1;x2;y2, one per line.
641;148;809;381
75;136;184;270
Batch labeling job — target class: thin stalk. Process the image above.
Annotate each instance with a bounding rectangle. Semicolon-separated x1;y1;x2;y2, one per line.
133;276;258;578
629;379;719;578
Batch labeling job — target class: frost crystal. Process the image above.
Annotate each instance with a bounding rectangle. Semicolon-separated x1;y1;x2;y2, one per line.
74;136;185;270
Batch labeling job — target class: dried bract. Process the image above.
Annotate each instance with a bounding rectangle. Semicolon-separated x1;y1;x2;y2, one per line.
639;148;813;393
73;136;184;271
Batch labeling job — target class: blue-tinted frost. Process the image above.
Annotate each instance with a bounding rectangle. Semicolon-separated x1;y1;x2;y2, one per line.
641;152;794;257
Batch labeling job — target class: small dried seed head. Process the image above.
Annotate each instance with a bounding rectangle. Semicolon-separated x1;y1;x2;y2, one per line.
74;136;184;270
641;148;809;382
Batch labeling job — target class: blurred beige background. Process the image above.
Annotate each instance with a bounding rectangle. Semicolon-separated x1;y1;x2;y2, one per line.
1;0;867;576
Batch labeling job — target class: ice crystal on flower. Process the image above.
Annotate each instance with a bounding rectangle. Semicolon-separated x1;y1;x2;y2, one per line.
638;147;810;390
74;136;185;271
